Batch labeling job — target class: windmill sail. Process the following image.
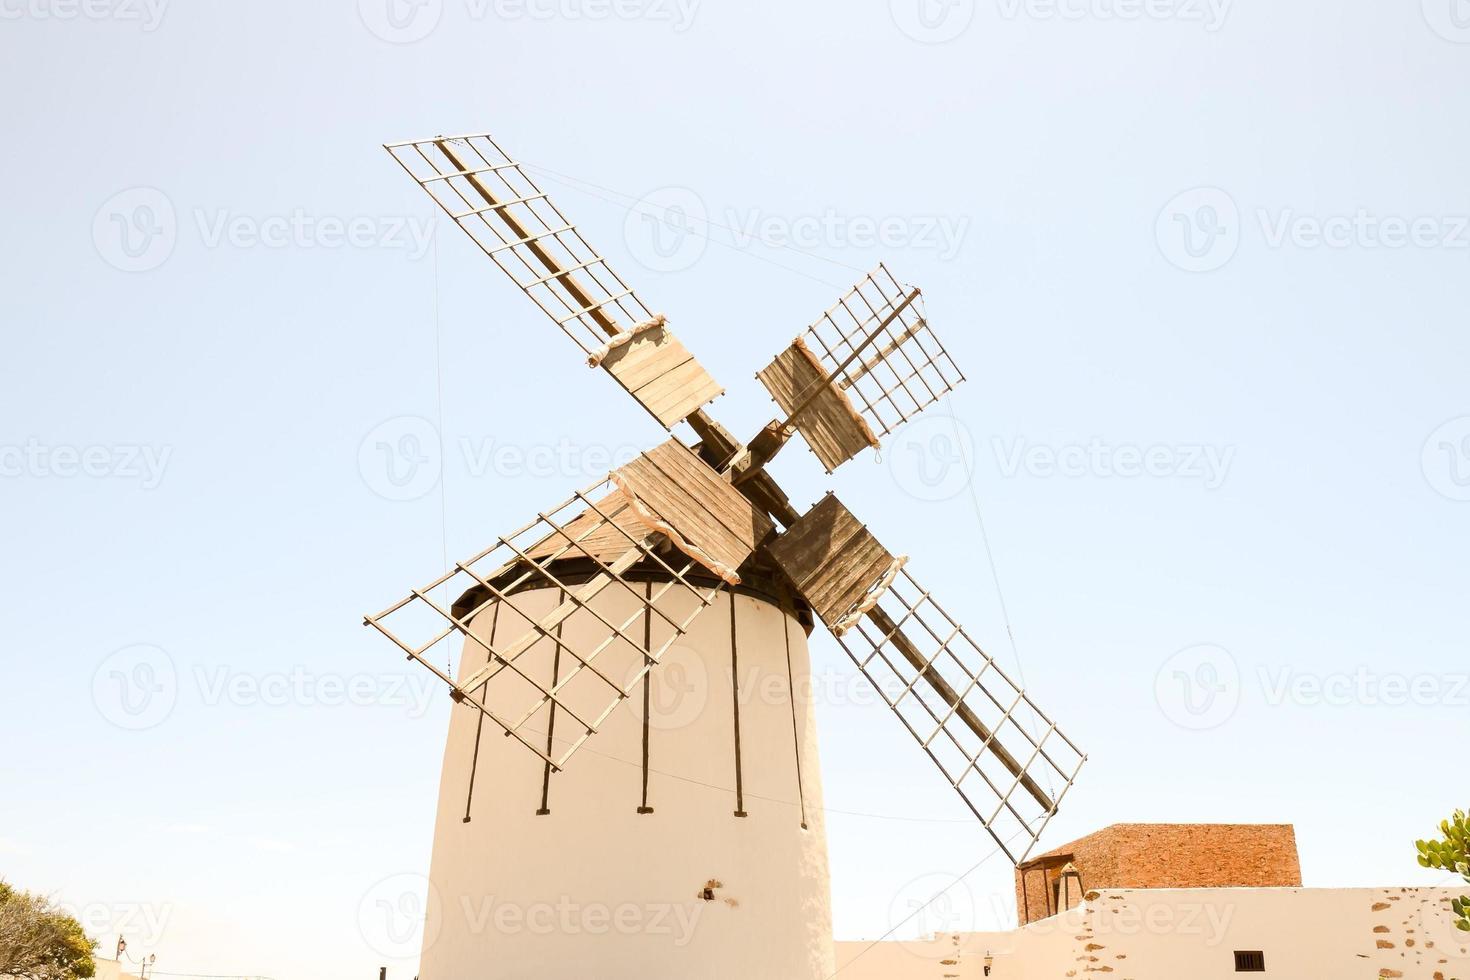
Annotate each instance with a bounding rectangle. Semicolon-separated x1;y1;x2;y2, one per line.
364;440;772;771
758;264;965;472
385;133;723;429
764;494;1085;864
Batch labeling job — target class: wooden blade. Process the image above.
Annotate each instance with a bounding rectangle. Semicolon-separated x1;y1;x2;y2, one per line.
759;264;966;468
766;495;1086;865
385;133;724;429
363;469;724;772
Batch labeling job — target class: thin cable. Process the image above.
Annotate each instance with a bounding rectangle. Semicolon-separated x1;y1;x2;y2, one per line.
823;828;1024;979
944;394;1025;690
432;223;452;672
943;393;1056;796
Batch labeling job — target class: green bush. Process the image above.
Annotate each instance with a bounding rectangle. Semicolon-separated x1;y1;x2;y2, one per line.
1416;809;1470;932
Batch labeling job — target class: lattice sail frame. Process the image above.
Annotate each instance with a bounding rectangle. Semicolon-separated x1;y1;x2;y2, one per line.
831;566;1086;864
364;475;723;770
799;263;966;439
385;133;722;428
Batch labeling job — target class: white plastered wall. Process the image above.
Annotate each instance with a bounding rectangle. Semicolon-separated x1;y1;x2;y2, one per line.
835;886;1469;979
418;583;834;980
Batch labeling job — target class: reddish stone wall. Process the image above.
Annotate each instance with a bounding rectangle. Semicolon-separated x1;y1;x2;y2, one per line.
1016;824;1302;924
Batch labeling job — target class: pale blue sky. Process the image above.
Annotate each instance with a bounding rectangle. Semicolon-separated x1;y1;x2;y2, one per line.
3;1;1469;978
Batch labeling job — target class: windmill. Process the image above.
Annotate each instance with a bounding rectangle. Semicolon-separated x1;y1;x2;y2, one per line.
366;132;1087;980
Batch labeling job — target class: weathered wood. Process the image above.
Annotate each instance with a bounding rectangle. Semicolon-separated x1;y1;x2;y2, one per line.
758;341;877;472
615;441;774;580
765;494;893;626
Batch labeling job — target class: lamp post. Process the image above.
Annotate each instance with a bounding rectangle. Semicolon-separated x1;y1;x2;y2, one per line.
983;950;994;976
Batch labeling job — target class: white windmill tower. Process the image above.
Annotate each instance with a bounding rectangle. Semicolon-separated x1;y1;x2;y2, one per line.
366;132;1087;980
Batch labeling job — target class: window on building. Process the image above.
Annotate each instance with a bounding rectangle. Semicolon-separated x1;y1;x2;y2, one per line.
1233;950;1266;972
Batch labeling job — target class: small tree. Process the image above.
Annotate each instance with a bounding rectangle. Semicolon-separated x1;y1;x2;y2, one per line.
0;881;97;980
1416;809;1470;933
